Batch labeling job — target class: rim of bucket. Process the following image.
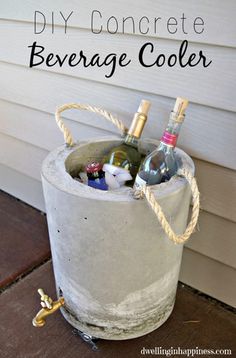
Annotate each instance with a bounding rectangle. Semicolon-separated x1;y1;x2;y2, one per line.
41;137;195;202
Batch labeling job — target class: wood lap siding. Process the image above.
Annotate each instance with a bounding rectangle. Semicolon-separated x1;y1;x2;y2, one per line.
180;248;236;308
0;64;235;170
0;163;45;212
1;0;236;47
0;21;236;112
0;129;235;222
0;1;235;307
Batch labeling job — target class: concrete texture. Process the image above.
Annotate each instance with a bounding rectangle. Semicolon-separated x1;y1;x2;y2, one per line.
41;137;194;340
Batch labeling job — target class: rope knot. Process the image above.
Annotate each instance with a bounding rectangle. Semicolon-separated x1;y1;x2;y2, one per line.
132;186;145;200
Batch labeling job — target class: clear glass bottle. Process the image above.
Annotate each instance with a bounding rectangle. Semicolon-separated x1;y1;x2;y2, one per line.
104;100;151;178
134;97;188;187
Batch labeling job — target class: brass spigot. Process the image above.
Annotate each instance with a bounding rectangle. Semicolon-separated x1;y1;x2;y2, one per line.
32;288;65;327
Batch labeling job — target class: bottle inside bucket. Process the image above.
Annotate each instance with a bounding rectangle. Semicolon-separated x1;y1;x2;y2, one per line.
68;99;151;189
134;97;188;188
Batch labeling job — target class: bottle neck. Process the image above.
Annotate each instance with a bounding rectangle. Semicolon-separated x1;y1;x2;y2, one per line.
127;112;147;145
124;133;139;148
160;111;184;148
125;111;147;148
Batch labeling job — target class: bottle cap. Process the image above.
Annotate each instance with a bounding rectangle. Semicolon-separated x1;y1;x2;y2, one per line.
128;99;151;138
173;97;189;122
86;162;103;173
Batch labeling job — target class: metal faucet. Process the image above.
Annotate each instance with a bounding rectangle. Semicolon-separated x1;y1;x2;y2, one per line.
32;288;65;327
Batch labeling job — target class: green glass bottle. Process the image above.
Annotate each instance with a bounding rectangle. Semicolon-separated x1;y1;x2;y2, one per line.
105;100;151;179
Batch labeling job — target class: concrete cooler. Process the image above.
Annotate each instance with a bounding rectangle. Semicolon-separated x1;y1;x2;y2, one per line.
41;137;195;340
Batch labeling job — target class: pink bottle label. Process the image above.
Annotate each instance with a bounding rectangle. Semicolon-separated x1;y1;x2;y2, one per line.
161;131;178;147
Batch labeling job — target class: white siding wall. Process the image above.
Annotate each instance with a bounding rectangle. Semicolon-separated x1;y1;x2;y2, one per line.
0;1;235;306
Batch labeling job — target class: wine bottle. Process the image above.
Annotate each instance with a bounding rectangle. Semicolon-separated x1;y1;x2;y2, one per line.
134;97;188;188
104;100;151;179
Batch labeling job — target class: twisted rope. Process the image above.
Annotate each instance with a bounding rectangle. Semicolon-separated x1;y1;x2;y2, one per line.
55;103;128;146
133;167;200;244
54;102;200;244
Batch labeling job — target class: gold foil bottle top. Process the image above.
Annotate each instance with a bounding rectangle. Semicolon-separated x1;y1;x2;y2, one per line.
128;100;151;138
172;97;189;122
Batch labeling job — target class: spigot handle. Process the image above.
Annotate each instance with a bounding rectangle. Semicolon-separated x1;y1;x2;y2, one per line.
38;288;45;297
33;288;65;327
38;288;53;309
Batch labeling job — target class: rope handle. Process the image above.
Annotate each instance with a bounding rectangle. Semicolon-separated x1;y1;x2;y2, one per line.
133;168;200;244
55;103;128;146
55;103;200;244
